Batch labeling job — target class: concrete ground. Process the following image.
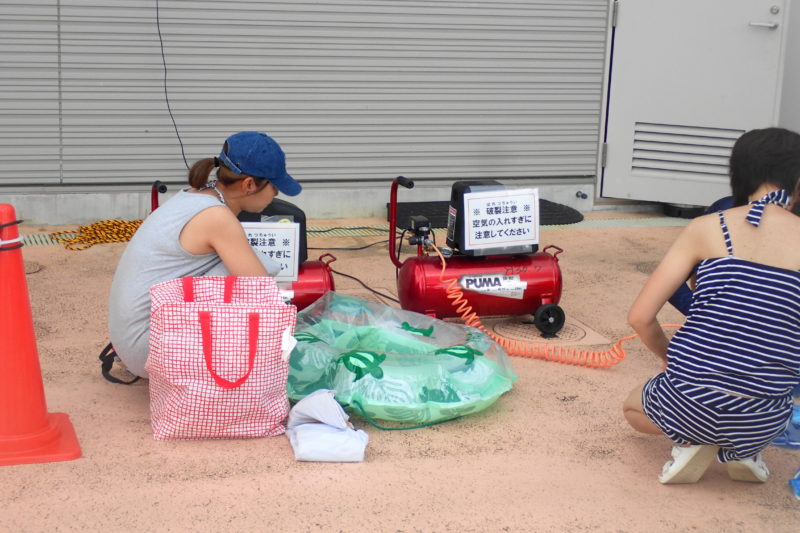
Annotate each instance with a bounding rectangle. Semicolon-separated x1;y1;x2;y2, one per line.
1;211;798;533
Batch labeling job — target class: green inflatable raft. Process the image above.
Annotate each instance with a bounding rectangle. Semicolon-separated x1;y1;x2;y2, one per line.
287;292;518;425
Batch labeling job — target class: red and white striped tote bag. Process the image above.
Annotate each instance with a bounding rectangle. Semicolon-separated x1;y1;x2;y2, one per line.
145;276;296;440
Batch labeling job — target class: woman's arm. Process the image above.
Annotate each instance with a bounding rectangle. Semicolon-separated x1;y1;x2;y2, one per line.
628;219;707;364
181;205;270;276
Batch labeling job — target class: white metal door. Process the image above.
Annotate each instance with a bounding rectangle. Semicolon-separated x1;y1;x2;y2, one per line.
602;0;788;205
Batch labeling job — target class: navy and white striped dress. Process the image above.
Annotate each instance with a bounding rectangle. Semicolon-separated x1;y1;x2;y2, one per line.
643;191;800;462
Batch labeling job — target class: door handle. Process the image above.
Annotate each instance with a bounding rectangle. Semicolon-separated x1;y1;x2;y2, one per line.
749;21;779;29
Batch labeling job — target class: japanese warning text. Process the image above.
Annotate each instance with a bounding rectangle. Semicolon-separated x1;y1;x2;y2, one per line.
241;222;300;282
464;188;539;250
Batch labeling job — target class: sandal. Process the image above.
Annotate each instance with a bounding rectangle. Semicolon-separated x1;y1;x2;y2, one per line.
658;445;720;484
726;454;769;482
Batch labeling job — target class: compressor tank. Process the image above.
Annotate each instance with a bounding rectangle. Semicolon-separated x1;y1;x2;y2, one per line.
397;251;562;318
287;256;336;310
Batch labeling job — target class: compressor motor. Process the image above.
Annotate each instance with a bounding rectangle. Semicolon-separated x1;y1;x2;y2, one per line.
445;180;538;257
390;176;566;337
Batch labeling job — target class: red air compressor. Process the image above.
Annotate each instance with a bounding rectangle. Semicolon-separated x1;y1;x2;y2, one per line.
389;176;566;336
284;253;336;310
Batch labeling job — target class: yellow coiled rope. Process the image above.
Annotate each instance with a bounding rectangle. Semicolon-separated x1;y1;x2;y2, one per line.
50;219;143;250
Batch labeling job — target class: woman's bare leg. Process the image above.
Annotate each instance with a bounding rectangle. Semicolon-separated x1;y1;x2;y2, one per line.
623;382;663;435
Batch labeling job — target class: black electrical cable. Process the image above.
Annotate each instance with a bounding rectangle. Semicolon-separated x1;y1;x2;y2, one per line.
307;228;403;251
330;268;400;303
393;227;439;277
308;239;389;251
396;229;408;258
395;228;408;279
307;226;391;234
155;0;189;170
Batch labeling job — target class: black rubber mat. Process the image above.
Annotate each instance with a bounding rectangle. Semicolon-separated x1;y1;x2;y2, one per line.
662;203;705;219
387;199;584;228
388;201;451;228
540;199;585;225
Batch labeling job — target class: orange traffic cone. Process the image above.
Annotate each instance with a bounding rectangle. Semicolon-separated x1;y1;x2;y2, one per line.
0;204;81;466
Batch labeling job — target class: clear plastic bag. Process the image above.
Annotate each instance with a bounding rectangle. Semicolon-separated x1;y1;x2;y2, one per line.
287;292;517;425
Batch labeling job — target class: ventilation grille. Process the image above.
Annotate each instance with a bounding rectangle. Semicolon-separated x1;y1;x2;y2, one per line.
631;122;744;181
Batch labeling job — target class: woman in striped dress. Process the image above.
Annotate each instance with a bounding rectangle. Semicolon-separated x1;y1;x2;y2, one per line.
624;127;800;484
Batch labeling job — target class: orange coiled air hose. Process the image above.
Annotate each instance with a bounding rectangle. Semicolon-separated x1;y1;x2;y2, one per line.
430;244;678;369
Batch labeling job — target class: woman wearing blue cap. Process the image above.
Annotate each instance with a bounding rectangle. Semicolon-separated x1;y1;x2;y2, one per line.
108;131;302;378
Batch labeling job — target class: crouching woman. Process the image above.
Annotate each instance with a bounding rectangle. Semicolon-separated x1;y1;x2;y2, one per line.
108;131;301;378
623;127;800;484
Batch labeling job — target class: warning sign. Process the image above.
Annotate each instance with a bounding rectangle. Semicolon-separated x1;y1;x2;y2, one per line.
463;188;539;250
241;222;300;282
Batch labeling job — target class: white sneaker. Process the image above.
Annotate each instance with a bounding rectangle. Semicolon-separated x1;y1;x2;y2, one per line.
658;445;719;484
726;454;770;482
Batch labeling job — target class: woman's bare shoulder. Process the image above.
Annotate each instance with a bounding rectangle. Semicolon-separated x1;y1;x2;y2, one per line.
192;202;235;220
683;209;730;235
180;203;239;241
767;203;800;222
680;208;744;255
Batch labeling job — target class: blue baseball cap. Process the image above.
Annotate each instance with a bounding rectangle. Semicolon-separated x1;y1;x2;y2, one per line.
218;131;301;196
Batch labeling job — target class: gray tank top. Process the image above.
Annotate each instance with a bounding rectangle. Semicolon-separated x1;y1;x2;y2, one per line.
107;190;279;378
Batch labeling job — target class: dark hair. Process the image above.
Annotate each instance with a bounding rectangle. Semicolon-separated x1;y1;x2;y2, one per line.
729;127;800;206
791;179;800;216
187;155;270;192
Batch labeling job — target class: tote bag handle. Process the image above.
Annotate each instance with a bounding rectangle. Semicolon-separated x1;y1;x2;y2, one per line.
182;276;237;303
198;311;259;389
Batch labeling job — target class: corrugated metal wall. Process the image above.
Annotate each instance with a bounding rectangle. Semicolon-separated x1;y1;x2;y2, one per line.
0;1;61;185
1;0;609;189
